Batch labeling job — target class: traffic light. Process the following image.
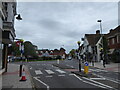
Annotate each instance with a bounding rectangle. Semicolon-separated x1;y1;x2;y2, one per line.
100;48;103;53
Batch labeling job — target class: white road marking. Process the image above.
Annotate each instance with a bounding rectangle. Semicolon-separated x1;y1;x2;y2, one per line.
45;70;55;74
46;76;53;78
56;69;66;74
35;70;43;75
93;73;120;84
69;74;74;76
90;78;106;80
58;75;65;77
89;69;108;72
30;67;32;69
66;65;74;68
82;77;114;89
81;68;84;71
73;74;107;88
33;77;49;90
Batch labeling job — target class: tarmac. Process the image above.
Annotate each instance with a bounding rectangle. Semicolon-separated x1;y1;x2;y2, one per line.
0;61;119;89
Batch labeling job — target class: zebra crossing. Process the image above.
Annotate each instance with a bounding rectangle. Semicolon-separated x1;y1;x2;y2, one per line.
35;70;43;75
35;69;67;75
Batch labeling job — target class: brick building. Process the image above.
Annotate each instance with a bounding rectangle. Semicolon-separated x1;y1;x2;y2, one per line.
107;25;120;49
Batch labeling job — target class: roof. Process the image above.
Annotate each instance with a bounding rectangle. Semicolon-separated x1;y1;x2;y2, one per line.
106;25;120;38
85;34;101;46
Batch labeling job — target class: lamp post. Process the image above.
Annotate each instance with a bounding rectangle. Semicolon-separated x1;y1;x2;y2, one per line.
97;20;105;67
77;41;81;72
16;14;22;20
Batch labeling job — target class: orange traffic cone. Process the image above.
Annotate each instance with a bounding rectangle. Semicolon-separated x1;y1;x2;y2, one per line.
20;68;26;81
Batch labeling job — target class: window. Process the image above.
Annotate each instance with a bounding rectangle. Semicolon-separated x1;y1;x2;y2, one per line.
117;35;120;43
108;39;110;45
112;38;115;45
0;42;2;69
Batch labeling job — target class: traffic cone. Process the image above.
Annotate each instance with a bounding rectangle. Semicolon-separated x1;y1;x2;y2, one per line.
20;68;26;81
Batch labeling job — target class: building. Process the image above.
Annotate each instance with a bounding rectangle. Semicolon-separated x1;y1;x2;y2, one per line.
0;1;17;73
81;26;120;63
107;26;120;50
37;48;66;59
33;45;38;50
106;25;120;62
81;30;102;62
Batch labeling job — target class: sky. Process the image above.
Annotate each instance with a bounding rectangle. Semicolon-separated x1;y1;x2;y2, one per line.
14;1;119;53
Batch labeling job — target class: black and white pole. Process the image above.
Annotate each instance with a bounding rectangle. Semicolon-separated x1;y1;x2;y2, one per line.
19;39;24;77
77;41;81;72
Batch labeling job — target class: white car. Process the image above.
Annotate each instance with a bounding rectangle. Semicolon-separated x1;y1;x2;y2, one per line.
68;57;72;60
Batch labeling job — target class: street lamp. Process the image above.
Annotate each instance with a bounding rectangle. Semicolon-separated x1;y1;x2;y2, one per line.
77;41;81;72
97;20;105;67
16;14;22;20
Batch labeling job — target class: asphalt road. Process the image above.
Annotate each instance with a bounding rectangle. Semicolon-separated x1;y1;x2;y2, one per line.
24;60;119;90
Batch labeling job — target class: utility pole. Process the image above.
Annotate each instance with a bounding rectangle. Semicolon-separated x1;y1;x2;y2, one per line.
97;20;105;68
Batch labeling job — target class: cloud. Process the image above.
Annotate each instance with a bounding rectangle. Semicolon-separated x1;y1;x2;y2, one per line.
15;2;118;53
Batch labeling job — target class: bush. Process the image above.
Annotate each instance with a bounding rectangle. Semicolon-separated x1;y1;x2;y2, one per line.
111;50;120;63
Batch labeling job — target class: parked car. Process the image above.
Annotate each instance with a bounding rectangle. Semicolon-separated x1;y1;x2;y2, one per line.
68;56;72;60
8;56;15;62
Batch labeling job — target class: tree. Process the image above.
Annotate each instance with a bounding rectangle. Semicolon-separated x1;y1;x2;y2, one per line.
69;49;76;58
24;41;38;59
103;36;109;63
8;42;21;56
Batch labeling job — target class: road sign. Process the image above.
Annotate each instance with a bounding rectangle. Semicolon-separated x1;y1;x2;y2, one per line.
85;62;89;66
84;62;89;74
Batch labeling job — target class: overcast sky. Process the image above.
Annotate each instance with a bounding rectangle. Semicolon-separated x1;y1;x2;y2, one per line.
14;1;118;53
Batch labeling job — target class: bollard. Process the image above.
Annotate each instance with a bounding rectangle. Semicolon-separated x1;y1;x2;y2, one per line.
19;64;23;77
57;59;59;64
84;62;89;74
25;59;27;62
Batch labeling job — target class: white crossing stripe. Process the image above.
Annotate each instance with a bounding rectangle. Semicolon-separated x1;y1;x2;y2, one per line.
89;69;108;72
46;76;53;78
58;75;65;77
90;78;106;80
35;70;43;75
56;69;66;74
45;70;55;74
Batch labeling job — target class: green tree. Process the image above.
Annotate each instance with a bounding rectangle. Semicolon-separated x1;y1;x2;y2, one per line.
24;41;38;59
69;49;76;58
103;36;109;63
11;42;21;56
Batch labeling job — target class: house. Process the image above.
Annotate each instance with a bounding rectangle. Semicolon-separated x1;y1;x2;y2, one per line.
59;48;66;59
0;1;17;73
37;48;66;59
33;45;38;50
107;26;120;50
37;49;51;57
106;25;120;62
81;30;102;62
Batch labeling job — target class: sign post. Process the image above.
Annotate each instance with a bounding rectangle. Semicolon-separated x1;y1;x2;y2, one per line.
84;61;89;74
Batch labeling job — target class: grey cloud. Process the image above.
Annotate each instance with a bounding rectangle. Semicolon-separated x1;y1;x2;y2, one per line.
38;18;63;31
15;2;118;53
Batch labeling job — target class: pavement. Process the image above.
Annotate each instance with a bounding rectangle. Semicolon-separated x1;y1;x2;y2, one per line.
1;63;34;90
89;62;120;72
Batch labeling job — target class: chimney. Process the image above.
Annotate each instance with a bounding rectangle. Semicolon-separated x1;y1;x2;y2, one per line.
110;29;114;33
96;30;100;34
